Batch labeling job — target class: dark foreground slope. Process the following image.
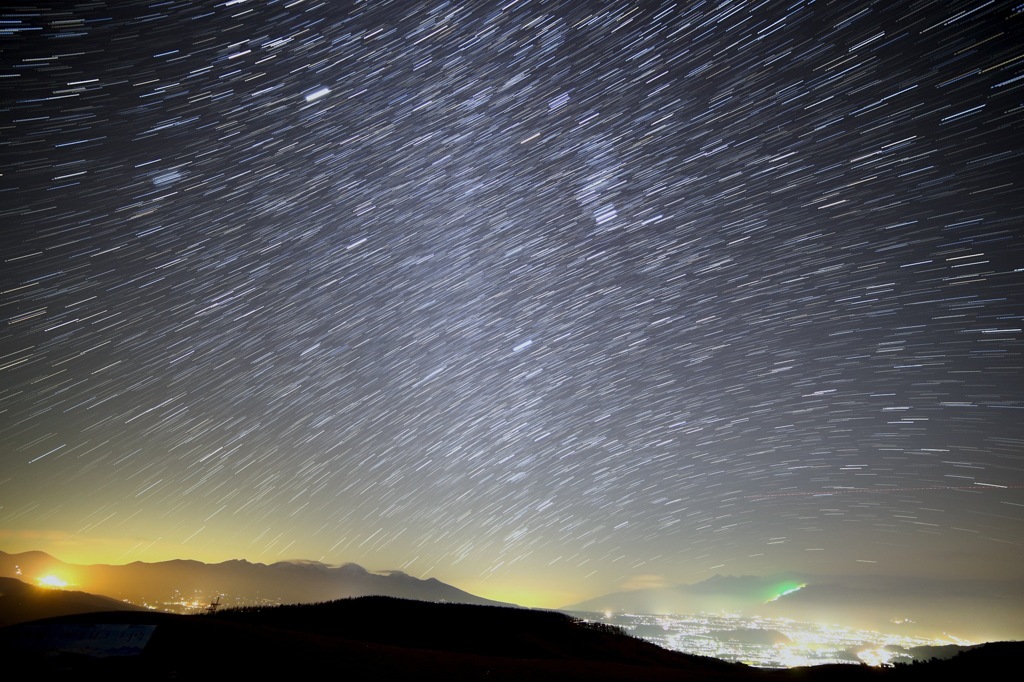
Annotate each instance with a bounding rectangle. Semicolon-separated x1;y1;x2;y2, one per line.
1;596;1020;681
1;596;747;682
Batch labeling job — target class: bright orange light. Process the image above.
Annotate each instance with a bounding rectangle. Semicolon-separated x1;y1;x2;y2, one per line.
37;575;68;589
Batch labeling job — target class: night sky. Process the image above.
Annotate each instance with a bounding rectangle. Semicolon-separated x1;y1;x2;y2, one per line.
2;0;1022;609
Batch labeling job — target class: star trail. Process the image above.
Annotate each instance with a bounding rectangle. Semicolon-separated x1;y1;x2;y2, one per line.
1;0;1022;608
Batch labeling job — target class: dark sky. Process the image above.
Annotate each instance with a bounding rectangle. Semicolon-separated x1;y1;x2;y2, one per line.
1;0;1022;607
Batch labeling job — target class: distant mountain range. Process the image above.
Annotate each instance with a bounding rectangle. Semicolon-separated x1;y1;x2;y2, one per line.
5;549;1022;644
568;573;808;614
0;550;508;611
566;573;1024;642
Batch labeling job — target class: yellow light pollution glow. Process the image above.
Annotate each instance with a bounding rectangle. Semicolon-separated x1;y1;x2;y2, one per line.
37;575;68;589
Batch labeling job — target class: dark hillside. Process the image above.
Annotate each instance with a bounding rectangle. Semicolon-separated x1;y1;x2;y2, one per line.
215;595;736;665
2;596;1020;681
0;577;146;626
0;597;755;681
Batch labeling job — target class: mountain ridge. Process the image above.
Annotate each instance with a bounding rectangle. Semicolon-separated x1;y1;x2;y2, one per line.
0;549;509;611
565;572;1024;641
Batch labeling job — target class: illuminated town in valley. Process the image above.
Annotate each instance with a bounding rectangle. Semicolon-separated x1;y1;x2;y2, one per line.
583;612;968;668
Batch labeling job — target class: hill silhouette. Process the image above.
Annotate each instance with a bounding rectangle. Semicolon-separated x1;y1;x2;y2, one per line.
2;595;1021;681
2;596;749;681
213;596;728;663
0;577;147;627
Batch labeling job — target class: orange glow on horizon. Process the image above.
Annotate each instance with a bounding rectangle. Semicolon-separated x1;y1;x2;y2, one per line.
37;575;68;589
466;582;585;610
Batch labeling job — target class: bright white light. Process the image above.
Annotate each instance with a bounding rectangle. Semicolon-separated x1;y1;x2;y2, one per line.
858;648;895;666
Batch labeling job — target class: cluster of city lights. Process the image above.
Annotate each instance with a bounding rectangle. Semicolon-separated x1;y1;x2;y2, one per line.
586;612;967;668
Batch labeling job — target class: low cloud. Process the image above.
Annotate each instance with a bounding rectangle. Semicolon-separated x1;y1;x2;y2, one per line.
621;574;668;590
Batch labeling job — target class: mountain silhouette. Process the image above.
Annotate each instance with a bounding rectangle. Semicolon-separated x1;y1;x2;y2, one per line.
565;572;1024;642
566;573;806;614
0;576;147;627
0;550;507;609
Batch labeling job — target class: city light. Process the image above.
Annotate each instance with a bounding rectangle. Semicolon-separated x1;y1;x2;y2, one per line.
37;575;68;589
581;611;964;668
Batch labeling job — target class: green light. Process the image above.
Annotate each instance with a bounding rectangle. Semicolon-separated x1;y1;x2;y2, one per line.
764;581;806;603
